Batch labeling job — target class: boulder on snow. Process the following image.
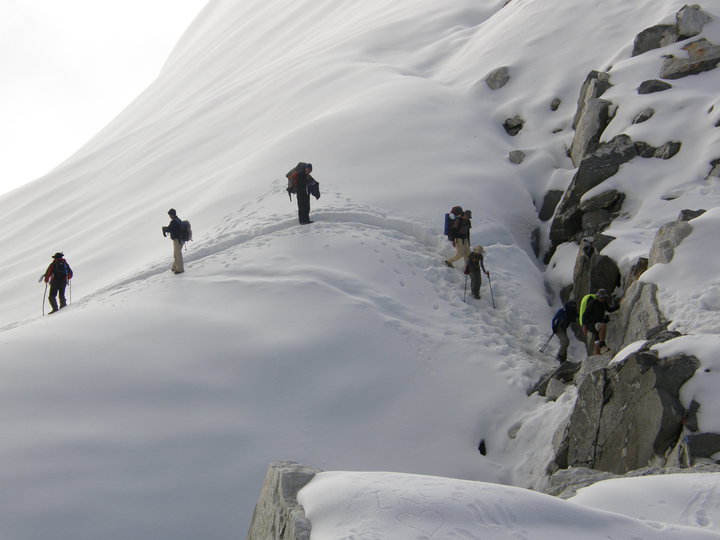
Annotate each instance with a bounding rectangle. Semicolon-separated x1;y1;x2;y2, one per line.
606;281;667;354
632;24;679;57
503;115;525;136
676;4;712;39
509;149;525;164
485;66;510;90
550;98;562;111
633;108;655;124
570;98;612;167
648;209;705;266
572;71;612;130
660;39;720;80
550;135;636;248
638;79;672;94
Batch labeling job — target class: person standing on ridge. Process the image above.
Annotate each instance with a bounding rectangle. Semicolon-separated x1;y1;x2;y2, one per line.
465;245;489;299
445;208;472;268
579;288;619;354
162;208;185;274
44;252;73;313
286;162;320;225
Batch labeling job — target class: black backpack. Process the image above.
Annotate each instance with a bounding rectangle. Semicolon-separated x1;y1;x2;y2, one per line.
53;260;69;280
286;162;311;195
179;220;192;243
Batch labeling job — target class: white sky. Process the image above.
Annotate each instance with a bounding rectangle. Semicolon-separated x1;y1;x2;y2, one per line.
0;0;207;196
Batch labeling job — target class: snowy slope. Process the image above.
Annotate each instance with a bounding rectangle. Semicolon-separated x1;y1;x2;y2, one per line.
1;0;720;539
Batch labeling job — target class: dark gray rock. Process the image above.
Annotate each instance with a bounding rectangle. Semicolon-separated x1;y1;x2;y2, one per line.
632;25;679;57
661;39;720;80
638;79;672;94
709;158;720;178
578;190;624;213
551;98;562;111
539;190;564;221
622;256;648;292
633;108;655;124
486;66;510;90
656;141;682;159
581;209;612;235
503;115;524;136
635;141;657;158
509;149;525;164
684;433;720;459
550;135;636;247
572;249;620;310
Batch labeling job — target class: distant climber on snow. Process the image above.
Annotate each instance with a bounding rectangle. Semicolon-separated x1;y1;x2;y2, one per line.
579;288;620;355
465;245;489;300
444;206;471;268
551;300;578;363
44;252;73;314
162;208;191;274
286;162;320;225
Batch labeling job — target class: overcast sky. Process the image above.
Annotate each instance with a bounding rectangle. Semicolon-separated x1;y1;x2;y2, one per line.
0;0;208;196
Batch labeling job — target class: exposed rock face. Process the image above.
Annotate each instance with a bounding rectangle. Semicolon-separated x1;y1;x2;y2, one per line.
486;66;510;90
661;39;720;79
550;135;636;248
607;281;666;353
631;5;711;57
247;461;321;540
558;348;701;475
632;25;678;57
538;190;563;221
570;71;613;167
648;209;706;265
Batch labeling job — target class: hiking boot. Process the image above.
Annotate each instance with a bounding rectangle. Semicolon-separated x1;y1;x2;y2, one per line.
473;294;481;299
59;304;66;309
173;270;184;274
444;260;453;268
49;308;59;314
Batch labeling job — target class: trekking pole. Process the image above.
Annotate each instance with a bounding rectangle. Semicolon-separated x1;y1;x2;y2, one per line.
42;281;47;316
487;273;496;309
463;275;468;303
539;333;554;353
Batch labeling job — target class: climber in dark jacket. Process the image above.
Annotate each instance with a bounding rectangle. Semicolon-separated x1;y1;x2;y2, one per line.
44;252;73;313
552;300;578;362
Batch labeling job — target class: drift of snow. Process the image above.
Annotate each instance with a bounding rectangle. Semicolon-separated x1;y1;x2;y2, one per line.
1;0;720;538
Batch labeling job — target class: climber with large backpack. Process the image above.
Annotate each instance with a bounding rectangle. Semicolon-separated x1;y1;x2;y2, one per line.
551;300;578;362
286;162;320;224
162;208;190;274
444;207;472;268
44;252;73;314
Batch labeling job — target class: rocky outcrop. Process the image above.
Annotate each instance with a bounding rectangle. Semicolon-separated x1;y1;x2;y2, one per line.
661;38;720;79
553;343;701;475
247;461;321;540
648;208;706;265
632;5;711;57
570;71;613;167
550;135;635;249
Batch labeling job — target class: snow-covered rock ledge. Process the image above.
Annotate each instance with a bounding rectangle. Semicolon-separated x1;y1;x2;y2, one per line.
247;462;321;540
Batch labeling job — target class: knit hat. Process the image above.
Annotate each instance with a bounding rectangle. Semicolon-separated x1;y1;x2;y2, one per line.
473;245;484;254
596;288;609;299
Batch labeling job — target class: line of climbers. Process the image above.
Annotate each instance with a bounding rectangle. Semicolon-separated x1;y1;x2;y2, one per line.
549;288;621;362
443;205;491;301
